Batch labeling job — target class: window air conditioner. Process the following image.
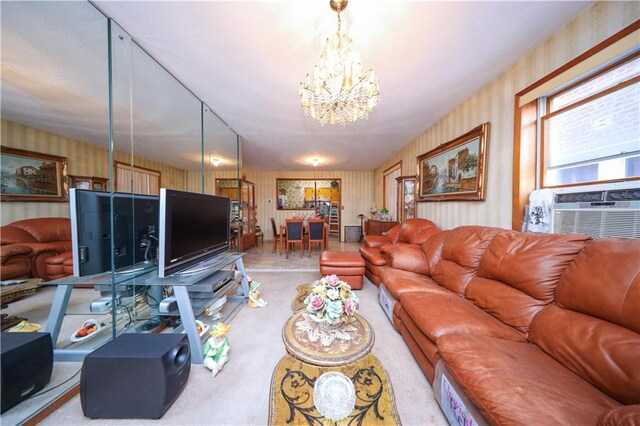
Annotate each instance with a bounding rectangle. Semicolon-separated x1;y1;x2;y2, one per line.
550;183;640;239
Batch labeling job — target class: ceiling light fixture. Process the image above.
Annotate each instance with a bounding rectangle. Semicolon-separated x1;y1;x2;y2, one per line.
311;158;320;167
299;0;380;126
211;157;221;167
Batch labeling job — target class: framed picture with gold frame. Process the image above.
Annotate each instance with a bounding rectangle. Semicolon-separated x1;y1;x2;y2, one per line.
416;123;489;202
0;146;68;202
69;175;109;191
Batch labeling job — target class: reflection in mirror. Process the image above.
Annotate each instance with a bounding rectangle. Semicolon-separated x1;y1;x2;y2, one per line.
202;104;239;194
0;1;109;423
276;178;341;217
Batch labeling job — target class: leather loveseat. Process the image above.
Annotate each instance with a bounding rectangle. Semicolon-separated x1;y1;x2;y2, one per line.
374;225;640;425
0;217;72;281
359;218;440;285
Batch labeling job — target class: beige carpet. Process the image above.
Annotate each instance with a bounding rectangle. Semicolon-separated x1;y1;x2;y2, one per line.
41;271;447;425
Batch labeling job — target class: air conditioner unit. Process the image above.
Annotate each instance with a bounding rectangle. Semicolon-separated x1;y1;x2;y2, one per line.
550;183;640;239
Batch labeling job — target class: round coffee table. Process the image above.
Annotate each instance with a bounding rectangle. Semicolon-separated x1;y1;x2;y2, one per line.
282;310;375;366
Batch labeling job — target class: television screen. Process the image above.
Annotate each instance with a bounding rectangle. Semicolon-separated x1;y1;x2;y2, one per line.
70;189;159;277
159;189;231;277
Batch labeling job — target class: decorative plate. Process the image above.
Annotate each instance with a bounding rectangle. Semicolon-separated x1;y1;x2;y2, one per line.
313;371;356;421
70;319;106;343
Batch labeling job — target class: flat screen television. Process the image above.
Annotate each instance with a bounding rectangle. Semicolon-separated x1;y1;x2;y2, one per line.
70;188;159;277
159;189;231;278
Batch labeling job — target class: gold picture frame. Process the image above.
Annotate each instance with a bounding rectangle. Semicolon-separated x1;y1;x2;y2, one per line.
416;123;489;202
0;146;68;202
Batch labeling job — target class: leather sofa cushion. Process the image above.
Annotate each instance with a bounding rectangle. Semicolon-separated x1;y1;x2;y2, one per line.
555;238;640;334
359;247;386;266
530;304;640;405
465;231;590;335
380;269;449;300
397;218;439;245
1;244;33;262
10;218;71;243
381;244;429;275
0;226;37;245
362;235;391;249
431;226;503;294
386;225;401;244
401;292;526;342
476;230;590;302
598;405;640;426
438;334;619;425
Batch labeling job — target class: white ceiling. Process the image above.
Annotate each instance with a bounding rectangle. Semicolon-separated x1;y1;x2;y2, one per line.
2;1;593;171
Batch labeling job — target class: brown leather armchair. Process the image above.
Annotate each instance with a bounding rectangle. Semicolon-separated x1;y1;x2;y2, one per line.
0;217;72;281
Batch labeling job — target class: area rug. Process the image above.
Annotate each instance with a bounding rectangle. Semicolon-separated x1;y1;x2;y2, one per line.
269;353;401;425
291;283;313;312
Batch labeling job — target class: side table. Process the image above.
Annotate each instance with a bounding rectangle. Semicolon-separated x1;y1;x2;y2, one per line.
282;310;375;366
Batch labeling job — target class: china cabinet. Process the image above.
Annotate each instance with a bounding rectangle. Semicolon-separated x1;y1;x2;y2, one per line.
396;175;416;222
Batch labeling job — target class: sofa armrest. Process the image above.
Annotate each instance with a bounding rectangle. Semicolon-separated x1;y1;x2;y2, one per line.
1;244;33;263
598;405;640;426
382;244;431;275
363;235;391;249
359;247;386;266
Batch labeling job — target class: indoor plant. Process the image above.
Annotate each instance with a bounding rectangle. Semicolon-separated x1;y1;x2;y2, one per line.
304;274;359;327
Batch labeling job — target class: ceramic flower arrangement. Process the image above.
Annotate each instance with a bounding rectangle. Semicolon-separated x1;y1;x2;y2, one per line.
304;274;360;326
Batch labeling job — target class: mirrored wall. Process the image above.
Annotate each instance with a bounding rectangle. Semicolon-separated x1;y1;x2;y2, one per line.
0;2;239;422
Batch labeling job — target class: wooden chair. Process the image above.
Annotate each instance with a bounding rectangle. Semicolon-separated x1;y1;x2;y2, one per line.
285;219;304;258
307;218;327;256
270;217;285;254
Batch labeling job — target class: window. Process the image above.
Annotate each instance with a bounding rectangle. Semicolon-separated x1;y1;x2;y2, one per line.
541;52;639;187
512;23;639;230
114;161;161;195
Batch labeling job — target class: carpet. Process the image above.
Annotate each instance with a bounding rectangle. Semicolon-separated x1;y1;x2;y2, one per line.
269;353;401;426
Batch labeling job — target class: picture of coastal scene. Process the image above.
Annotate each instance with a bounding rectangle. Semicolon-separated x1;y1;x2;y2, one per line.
1;153;60;196
420;137;480;196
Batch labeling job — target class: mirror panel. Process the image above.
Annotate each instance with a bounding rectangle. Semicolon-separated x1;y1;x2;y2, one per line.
276;178;341;217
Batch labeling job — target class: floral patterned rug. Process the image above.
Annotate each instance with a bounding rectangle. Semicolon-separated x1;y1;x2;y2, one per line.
269;353;401;426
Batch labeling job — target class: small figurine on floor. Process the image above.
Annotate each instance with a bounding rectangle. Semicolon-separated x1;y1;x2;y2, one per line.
203;322;231;377
247;277;268;308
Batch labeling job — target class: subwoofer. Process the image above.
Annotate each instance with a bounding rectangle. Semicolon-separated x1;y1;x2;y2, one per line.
0;332;53;413
80;333;190;419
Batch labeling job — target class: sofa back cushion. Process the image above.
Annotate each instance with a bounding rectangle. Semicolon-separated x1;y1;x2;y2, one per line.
466;231;590;335
10;218;71;243
529;238;640;405
386;225;401;244
430;226;503;294
397;218;440;245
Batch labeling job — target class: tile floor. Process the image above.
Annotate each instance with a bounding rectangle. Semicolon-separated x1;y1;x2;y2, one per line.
242;236;363;271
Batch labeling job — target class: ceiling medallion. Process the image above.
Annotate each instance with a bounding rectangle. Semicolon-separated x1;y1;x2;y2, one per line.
299;0;380;126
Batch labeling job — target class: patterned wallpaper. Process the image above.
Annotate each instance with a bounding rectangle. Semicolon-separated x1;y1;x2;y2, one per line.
1;119;187;225
276;179;335;209
374;1;640;231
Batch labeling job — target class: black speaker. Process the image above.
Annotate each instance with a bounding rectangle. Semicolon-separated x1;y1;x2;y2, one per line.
80;333;190;419
0;332;53;413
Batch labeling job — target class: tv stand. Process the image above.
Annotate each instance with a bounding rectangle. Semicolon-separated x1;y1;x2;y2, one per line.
44;252;250;364
174;256;226;276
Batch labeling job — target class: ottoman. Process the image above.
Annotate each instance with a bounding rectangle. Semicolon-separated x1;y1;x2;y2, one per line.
319;251;365;290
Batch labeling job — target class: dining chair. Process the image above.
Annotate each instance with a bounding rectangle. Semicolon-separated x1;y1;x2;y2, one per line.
285;219;304;259
270;217;285;255
307;218;327;256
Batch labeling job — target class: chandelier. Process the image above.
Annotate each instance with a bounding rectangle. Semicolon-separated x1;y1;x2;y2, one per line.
299;0;380;126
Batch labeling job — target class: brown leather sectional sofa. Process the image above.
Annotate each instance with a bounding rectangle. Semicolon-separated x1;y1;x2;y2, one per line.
0;217;72;281
361;223;640;425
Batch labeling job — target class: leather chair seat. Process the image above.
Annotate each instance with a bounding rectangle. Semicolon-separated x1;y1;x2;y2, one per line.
319;251;365;290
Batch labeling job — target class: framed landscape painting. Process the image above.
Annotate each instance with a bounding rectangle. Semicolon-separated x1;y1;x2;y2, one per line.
0;146;68;202
416;123;489;202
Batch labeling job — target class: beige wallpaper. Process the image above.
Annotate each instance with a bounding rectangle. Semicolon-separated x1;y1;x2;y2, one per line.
374;1;640;231
1;119;187;225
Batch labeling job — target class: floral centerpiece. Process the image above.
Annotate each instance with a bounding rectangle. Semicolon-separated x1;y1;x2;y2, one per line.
304;275;359;327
